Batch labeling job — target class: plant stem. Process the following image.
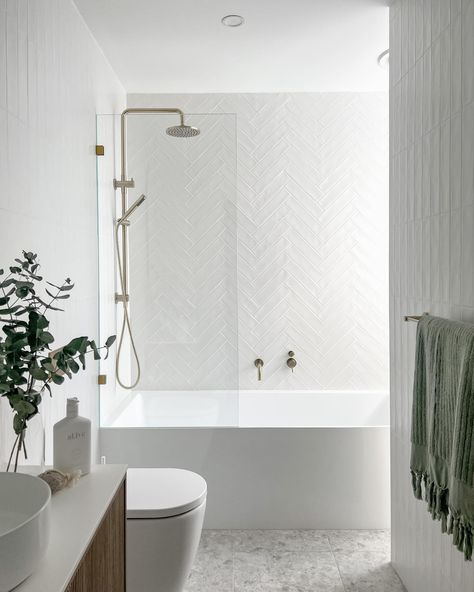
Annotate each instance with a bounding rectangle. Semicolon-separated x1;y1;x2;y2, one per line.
13;431;24;472
6;433;20;472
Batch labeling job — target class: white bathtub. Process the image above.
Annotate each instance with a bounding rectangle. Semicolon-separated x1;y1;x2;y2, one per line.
108;390;389;428
101;390;390;529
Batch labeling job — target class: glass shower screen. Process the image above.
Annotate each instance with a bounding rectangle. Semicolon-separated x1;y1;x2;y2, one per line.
96;111;239;428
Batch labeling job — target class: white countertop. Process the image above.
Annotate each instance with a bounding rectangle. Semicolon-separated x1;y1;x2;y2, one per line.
16;464;127;592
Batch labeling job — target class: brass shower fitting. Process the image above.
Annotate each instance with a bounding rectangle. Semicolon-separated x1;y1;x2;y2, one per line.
287;351;297;372
114;107;200;390
254;358;264;381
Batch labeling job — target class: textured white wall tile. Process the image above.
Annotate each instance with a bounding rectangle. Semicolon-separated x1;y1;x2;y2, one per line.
431;0;441;41
431;35;441;127
422;49;432;133
423;0;432;52
439;27;451;122
126;92;389;391
462;102;474;205
391;1;474;590
0;0;125;465
439;118;450;212
451;0;462;17
451;13;462;114
462;1;474;105
450;112;462;209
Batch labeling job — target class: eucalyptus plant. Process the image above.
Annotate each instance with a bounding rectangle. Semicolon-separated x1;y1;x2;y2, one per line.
0;251;115;471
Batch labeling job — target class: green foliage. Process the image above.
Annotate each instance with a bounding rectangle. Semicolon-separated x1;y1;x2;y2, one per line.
0;251;116;442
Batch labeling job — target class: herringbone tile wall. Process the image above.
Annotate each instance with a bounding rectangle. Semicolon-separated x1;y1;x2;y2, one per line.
126;93;389;391
390;1;474;590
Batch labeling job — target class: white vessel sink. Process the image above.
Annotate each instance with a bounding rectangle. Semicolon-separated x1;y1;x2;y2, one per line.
0;472;51;592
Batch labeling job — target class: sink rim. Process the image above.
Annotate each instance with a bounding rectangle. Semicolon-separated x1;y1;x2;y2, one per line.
0;472;51;538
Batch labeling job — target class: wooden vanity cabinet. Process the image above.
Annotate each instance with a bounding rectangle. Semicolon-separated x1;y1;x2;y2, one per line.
65;480;126;592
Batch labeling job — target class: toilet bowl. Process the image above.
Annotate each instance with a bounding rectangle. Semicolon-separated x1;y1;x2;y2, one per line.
126;468;207;592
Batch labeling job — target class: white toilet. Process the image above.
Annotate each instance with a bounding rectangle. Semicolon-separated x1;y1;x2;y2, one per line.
126;468;207;592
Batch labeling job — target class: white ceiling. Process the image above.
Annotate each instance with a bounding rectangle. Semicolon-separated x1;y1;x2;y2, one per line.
74;0;389;94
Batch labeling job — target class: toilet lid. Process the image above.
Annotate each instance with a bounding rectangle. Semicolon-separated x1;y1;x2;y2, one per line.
126;468;207;519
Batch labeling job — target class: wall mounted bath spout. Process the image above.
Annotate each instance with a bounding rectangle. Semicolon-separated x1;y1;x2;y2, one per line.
254;358;264;381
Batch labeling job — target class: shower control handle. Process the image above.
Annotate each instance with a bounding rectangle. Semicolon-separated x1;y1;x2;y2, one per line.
287;351;297;372
254;359;264;381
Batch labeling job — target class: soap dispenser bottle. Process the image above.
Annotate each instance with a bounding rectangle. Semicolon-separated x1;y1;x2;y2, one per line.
53;397;91;475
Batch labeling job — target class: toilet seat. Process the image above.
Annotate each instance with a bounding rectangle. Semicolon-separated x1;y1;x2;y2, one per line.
127;468;207;519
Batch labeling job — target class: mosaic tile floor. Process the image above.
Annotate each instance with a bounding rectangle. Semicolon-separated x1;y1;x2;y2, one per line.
185;530;406;592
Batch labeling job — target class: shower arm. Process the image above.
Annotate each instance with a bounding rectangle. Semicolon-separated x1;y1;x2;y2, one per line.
115;107;185;301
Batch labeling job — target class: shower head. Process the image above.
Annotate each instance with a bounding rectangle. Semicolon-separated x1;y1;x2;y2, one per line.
166;124;200;138
117;194;146;225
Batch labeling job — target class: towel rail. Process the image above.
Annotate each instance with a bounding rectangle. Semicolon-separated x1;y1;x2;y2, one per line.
404;313;429;323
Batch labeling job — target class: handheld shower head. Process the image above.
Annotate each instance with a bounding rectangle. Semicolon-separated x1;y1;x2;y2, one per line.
117;194;146;225
166;124;200;138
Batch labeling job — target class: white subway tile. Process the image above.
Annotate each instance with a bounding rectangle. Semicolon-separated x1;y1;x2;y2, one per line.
407;66;416;146
461;205;474;305
17;0;27;122
431;35;441;128
414;139;423;219
461;102;474;204
407;144;415;220
431;0;441;41
401;0;409;76
390;8;402;86
440;118;450;212
422;132;431;217
450;111;462;210
6;0;18;116
451;0;462;17
422;217;431;299
401;74;408;150
423;0;432;51
439;212;450;302
415;0;424;62
439;27;451;122
0;107;7;209
440;0;451;31
430;215;440;301
423;48;432;133
462;0;474;105
400;148;408;223
450;13;462;115
415;57;424;139
0;1;6;110
414;219;423;299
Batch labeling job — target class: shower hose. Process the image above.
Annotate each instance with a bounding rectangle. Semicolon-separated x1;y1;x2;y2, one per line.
114;222;141;389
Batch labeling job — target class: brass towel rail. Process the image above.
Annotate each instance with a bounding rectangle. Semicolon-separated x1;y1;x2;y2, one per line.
404;313;429;323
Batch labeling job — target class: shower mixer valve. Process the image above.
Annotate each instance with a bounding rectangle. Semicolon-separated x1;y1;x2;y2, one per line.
287;351;297;372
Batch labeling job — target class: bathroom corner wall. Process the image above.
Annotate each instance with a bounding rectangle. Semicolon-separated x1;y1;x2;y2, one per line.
127;92;389;392
0;0;125;463
390;0;474;590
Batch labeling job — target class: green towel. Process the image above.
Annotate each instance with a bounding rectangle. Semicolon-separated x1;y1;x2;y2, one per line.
411;315;474;561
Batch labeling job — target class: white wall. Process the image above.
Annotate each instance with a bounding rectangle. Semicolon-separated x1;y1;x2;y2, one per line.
390;0;474;590
0;0;125;465
126;92;389;392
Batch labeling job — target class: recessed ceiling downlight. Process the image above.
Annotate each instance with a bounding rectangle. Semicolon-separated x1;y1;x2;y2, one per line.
377;49;389;70
221;14;244;27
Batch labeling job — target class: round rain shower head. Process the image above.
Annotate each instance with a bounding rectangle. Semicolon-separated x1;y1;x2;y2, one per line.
166;124;200;138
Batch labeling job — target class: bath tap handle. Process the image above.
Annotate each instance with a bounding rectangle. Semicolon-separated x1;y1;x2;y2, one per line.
287;351;297;372
254;359;264;381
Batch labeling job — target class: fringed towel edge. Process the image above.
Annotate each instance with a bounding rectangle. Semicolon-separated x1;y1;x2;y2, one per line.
410;470;473;561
